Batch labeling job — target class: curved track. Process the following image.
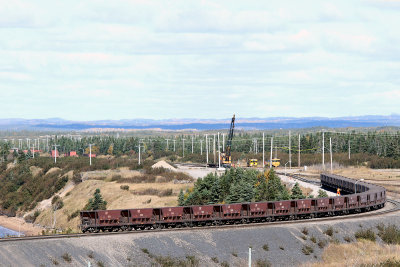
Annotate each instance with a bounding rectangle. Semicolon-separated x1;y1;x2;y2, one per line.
1;173;397;243
1;199;399;243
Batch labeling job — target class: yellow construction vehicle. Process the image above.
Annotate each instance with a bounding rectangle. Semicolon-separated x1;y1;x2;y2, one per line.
247;159;258;167
272;158;280;167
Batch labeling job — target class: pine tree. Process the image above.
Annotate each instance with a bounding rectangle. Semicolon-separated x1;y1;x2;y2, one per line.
291;183;305;199
178;189;185;206
317;189;328;198
85;188;107;210
279;187;291;200
210;179;221;203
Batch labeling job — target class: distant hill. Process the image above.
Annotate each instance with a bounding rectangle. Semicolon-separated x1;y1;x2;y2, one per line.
0;114;400;131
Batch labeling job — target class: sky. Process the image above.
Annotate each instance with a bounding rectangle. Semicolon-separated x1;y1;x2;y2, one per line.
0;0;399;121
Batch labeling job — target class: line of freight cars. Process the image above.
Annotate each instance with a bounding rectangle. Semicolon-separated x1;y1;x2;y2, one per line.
79;173;386;233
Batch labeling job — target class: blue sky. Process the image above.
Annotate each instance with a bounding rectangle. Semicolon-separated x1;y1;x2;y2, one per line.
0;0;399;120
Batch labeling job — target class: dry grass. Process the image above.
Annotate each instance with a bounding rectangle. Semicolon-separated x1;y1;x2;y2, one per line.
304;240;400;267
36;179;193;231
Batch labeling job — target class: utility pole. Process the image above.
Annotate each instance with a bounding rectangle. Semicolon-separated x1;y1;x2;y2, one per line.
191;136;194;154
289;131;291;169
213;134;216;164
166;139;170;151
270;137;273;168
248;247;252;267
200;139;203;155
53;144;59;163
330;137;333;173
173;139;176;152
262;133;265;168
322;131;325;170
222;133;225;152
298;134;301;168
348;138;351;160
205;134;208;164
138;141;141;165
31;144;35;159
182;139;185;158
89;144;95;166
218;132;221;168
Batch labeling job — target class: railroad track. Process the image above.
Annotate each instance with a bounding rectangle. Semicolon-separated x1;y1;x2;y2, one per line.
276;172;321;186
1;199;399;243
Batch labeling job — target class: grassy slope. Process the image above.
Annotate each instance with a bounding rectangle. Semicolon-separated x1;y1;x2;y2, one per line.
306;240;400;267
36;177;193;231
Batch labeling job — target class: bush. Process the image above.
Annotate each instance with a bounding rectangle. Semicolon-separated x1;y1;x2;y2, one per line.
51;258;59;265
318;240;327;249
302;245;314;255
67;210;80;221
378;224;400;245
310;236;316;243
256;259;271;267
355;228;376;242
120;185;129;191
97;261;105;267
301;227;309;235
262;244;269;251
61;253;72;262
344;236;353;243
324;226;334;237
221;262;229;267
211;257;219;263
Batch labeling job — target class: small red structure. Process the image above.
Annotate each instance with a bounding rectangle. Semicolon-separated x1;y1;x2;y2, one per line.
84;153;96;158
67;151;77;157
51;150;59;157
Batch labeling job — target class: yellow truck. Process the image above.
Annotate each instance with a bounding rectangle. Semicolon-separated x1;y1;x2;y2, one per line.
247;159;258;167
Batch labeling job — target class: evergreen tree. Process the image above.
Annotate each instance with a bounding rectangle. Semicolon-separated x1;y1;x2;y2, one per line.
279;187;291;200
317;189;328;198
255;176;268;201
291;183;305;199
210;178;221;203
85;188;107;210
178;189;185;206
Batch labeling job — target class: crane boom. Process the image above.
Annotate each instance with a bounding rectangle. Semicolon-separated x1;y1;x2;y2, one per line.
225;114;235;160
221;114;235;167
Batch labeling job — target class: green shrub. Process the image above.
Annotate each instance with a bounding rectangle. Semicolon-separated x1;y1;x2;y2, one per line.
61;253;72;262
324;226;334;237
262;244;269;251
302;245;314;255
378;224;400;245
355;228;376;242
67;210;80;221
318;240;327;249
344;236;353;243
211;257;219;263
141;248;150;255
301;227;309;235
310;236;317;243
256;259;272;267
120;185;129;191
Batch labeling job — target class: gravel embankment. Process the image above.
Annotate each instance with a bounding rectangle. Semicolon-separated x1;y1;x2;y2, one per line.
0;209;399;267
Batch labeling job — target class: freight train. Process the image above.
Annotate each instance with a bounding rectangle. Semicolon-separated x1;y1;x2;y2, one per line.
80;173;386;233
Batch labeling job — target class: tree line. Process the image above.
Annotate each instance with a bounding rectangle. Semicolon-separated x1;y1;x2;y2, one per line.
178;168;328;206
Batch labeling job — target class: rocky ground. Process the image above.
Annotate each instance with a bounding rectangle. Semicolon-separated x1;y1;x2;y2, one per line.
0;205;399;267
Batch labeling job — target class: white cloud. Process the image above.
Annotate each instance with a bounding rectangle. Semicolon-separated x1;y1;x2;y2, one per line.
0;0;399;120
